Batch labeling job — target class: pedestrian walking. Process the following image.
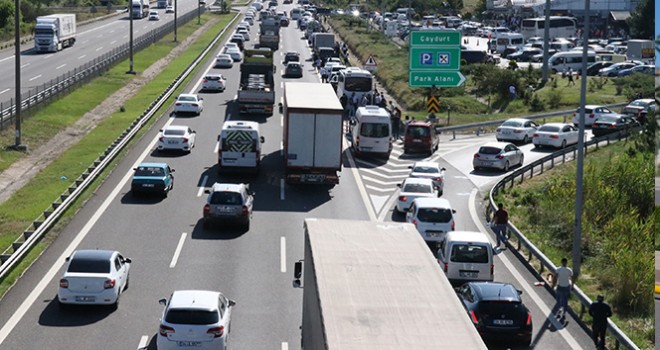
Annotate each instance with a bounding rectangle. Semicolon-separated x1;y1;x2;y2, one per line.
374;92;382;106
552;258;574;318
350;92;358;117
490;203;508;248
508;84;517;100
315;58;322;71
378;93;387;108
360;94;369;107
589;295;612;350
339;94;348;120
566;68;575;86
392;107;401;139
320;67;328;83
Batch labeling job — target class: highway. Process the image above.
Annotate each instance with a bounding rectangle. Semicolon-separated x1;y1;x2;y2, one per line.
0;0;201;103
0;2;601;349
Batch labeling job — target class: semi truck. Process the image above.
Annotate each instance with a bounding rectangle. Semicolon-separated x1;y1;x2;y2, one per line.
283;82;343;185
259;16;281;50
157;0;171;8
295;218;488;350
625;39;654;61
34;14;76;53
311;32;335;55
131;0;150;19
237;50;275;115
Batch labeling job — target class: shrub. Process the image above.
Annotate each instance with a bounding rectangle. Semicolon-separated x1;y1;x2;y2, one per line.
546;88;562;108
529;93;545;112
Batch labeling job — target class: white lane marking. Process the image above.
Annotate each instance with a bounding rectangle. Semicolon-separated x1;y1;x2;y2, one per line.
78;55;86;60
0;56;13;63
197;175;208;197
345;137;377;221
282;342;288;350
56;64;66;70
28;75;42;81
96;47;104;52
214;141;220;153
0;88;9;95
280;237;286;272
169;233;187;268
280;140;283;156
280;81;283;89
137;335;149;349
110;40;117;45
20;63;30;69
0;111;179;346
44;54;53;59
280;178;285;200
467;189;582;348
280;115;283;127
123;35;128;39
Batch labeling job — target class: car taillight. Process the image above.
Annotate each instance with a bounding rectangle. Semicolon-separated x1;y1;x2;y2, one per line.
495;128;501;132
609;125;617;129
182;137;189;143
443;263;448;272
159;325;175;336
203;79;208;83
59;279;68;288
203;204;210;216
589;113;595;118
532;133;539;138
412;219;417;226
469;310;479;324
104;279;116;289
242;205;249;216
192;104;199;107
175;103;182;106
473;153;480;158
398;196;406;202
451;221;455;230
159;137;164;142
207;326;224;338
495;154;504;159
490;264;494;276
525;312;532;326
434;177;442;182
550;135;559;139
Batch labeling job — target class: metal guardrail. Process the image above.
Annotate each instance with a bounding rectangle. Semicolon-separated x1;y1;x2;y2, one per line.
0;8;204;131
435;102;628;139
0;11;241;281
486;131;640;350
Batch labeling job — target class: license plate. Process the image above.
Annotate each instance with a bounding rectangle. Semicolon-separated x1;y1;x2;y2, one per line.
142;183;155;187
493;319;514;325
75;296;95;302
459;271;478;278
167;140;178;144
413;139;422;143
176;341;202;347
303;174;325;183
427;231;444;237
218;207;233;213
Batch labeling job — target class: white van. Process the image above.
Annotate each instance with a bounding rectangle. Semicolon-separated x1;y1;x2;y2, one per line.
495;32;524;54
549;40;575;52
437;231;494;284
218;121;265;174
548;51;597;73
351;106;392;158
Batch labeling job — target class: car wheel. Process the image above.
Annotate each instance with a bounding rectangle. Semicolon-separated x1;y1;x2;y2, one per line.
244;220;251;231
112;291;121;310
561;139;567;149
522;135;529;144
533;143;540;149
503;161;510;172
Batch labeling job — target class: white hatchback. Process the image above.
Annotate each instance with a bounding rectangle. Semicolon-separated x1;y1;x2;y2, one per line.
496;118;539;144
57;250;131;308
174;94;203;115
157;290;235;350
158;125;196;152
395;177;439;213
406;197;456;243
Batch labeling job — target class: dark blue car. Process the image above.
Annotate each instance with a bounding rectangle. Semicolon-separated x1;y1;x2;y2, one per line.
131;162;175;197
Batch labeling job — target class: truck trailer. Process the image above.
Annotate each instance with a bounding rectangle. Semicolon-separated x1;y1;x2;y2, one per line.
296;218;488;350
34;14;76;53
259;16;281;50
283;82;343;185
238;50;275;115
157;0;171;8
132;0;150;19
625;39;654;61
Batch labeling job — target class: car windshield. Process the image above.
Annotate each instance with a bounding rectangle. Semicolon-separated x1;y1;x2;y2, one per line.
417;208;452;223
402;183;432;193
412;166;438;174
135;166;165;177
68;257;110;273
210;191;243;205
165;309;219;325
501;120;523;127
478;146;502;155
450;244;489;263
538;125;560;132
164;129;186;136
359;123;389;137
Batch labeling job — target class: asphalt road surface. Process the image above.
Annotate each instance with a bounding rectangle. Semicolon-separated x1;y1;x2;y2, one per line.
0;3;604;350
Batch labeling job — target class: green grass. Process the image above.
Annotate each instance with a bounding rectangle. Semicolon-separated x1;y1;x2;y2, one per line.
0;12;236;296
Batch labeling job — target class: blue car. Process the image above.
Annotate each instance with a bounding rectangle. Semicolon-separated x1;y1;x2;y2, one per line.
617;64;654;77
131;162;175;197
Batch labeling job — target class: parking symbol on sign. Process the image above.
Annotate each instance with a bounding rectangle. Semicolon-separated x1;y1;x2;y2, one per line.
438;53;450;66
421;52;433;65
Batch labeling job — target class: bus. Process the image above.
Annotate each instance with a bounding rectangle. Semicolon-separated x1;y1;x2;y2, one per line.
335;67;374;103
521;16;577;40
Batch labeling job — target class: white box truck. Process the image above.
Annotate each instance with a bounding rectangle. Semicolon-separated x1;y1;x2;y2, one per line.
295;218;488;350
626;39;654;61
34;14;76;53
283;82;344;185
132;0;150;19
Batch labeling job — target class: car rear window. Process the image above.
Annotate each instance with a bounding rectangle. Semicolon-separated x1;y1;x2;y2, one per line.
537;125;560;132
477;300;524;315
477;146;502;155
135;166;165;177
164;129;186;136
406;126;430;137
411;166;437;174
210;192;243;205
165;309;219;325
359;123;389;138
68;258;110;273
450;244;489;263
178;96;196;102
205;75;222;81
417;208;452;223
403;183;432;193
501;120;523;127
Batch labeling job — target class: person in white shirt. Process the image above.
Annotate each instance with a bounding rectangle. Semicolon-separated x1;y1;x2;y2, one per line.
552;257;574;317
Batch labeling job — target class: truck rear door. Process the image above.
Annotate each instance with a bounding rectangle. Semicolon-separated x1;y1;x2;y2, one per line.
220;131;257;168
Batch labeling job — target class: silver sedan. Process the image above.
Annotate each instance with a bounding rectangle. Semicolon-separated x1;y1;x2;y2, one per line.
473;142;524;172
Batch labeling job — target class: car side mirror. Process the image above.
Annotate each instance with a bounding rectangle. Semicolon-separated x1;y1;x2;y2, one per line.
441;167;446;171
159;129;163;132
159;298;167;306
65;257;70;262
349;119;356;126
228;299;237;307
517;289;523;295
397;183;402;188
200;98;204;101
294;260;303;280
124;258;132;264
452;209;457;213
260;136;265;143
170;169;175;173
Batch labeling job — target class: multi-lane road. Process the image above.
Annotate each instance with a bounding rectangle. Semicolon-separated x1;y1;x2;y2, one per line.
0;2;602;349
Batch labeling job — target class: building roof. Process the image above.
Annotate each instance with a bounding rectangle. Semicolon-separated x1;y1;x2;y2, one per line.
609;11;631;21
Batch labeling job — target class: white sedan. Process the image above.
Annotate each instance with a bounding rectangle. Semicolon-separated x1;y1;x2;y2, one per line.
395;177;439;213
215;54;233;68
58;250;131;308
174;93;203;115
201;73;226;92
148;10;160;21
532;122;580;149
408;161;446;195
158;125;196;152
223;46;243;61
496;118;539;144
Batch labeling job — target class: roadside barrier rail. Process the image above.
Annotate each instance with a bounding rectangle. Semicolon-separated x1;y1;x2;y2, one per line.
0;10;240;282
486;131;641;350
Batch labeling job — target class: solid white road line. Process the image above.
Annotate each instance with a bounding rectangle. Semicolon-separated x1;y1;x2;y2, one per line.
0;108;178;347
137;335;149;350
213;141;220;154
110;40;117;45
78;55;86;60
96;47;104;52
467;189;581;348
197;175;208;197
280;237;286;273
44;54;53;59
344;138;377;221
20;63;30;69
280;115;283;127
280;179;285;200
56;64;66;70
0;56;13;63
28;75;41;81
280;141;283;156
282;342;288;350
169;233;187;268
0;88;9;95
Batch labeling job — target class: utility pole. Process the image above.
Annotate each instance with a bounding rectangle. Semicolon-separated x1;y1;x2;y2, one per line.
174;0;178;42
540;0;551;84
127;0;136;74
13;0;25;150
197;0;201;25
573;0;591;278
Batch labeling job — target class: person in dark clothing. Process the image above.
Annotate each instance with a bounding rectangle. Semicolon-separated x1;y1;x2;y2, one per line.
339;94;348;120
391;108;401;139
491;203;509;248
589;295;612;350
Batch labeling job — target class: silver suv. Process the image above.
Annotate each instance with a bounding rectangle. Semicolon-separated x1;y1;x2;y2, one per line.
203;183;254;230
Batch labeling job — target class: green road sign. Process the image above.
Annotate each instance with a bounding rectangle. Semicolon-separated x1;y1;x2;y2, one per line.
409;47;461;70
409;71;466;88
409;31;461;46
